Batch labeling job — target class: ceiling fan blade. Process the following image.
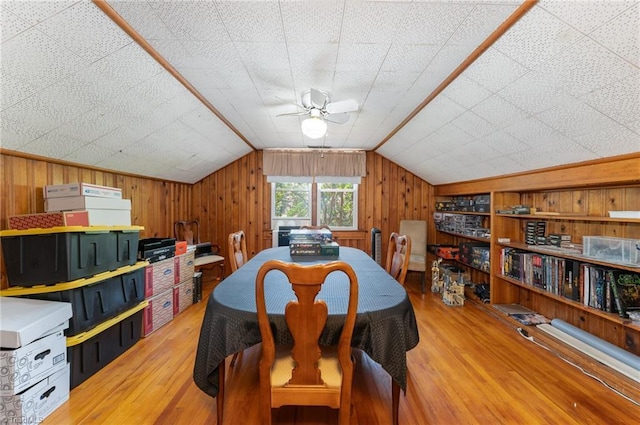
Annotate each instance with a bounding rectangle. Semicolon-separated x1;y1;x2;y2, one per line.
276;111;310;117
310;88;327;109
325;98;358;114
324;112;350;124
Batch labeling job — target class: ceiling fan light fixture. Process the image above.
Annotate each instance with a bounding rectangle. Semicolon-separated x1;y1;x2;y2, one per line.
301;116;327;139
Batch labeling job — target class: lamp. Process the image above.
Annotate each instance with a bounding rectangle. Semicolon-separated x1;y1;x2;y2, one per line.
301;109;327;139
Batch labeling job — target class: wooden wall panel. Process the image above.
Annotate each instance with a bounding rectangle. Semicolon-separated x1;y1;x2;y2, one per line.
1;153;191;288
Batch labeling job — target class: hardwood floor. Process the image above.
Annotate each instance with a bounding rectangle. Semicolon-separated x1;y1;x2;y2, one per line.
43;273;640;424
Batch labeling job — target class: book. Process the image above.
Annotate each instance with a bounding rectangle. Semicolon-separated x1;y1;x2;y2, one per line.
607;269;640;318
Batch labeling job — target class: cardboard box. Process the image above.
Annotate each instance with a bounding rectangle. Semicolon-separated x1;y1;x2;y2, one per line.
44;196;131;212
0;363;70;424
173;280;194;316
0;298;72;349
8;211;90;230
44;182;121;199
0;330;67;395
145;257;175;298
174;251;195;284
142;289;173;337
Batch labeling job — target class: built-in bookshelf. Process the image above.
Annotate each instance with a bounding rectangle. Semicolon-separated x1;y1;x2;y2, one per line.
432;154;640;355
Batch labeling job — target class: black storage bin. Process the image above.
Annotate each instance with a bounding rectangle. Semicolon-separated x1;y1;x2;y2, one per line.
18;264;146;336
0;226;142;287
67;302;145;389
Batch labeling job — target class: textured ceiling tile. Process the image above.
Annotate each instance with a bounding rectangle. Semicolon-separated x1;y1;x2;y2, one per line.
503;116;575;146
37;1;133;63
20;131;88;160
180;40;244;70
497;70;576;115
471;95;530;129
589;3;640;66
536;37;637;97
449;3;521;48
508;141;597;170
341;1;409;43
381;44;440;73
1;28;86;89
287;43;339;72
581;71;640;124
281;1;344;43
1;0;74;26
441;75;492;109
1;6;30;42
108;0;175;40
235;41;290;71
216;1;283;42
396;2;474;45
483;155;527;176
291;70;335;94
0;71;38;110
0;115;48;150
476;130;531;155
539;0;636;33
91;43;165;89
451;111;497;138
336;43;391;72
148;0;229;41
537;97;620;138
574;124;640;156
494;6;584;69
62;142;119;166
464;48;530;93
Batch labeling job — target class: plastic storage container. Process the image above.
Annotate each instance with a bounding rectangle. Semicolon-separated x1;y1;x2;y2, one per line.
1;263;147;336
0;226;142;287
582;236;640;266
66;301;146;389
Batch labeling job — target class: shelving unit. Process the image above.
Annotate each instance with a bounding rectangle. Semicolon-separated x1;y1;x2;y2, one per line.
431;155;640;355
490;187;640;355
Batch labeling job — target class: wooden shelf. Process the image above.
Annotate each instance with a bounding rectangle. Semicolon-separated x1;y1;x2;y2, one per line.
495;213;640;223
496;273;640;331
437;230;490;243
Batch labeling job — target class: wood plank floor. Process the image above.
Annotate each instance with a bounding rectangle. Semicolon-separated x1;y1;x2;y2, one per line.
43;272;640;424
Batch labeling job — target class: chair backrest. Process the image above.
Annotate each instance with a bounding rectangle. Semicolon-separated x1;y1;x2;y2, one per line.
300;225;331;230
228;230;248;272
399;220;427;256
255;260;358;424
385;232;411;285
174;220;200;245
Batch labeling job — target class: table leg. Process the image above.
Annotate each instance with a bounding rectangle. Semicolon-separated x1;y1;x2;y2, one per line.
392;379;399;425
217;358;225;424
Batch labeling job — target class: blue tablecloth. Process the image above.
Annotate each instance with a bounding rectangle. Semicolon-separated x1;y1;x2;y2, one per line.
193;246;419;397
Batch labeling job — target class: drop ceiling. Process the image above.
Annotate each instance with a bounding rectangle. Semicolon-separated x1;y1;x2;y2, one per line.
1;0;638;185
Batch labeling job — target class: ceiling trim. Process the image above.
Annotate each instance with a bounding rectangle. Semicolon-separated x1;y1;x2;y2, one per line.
94;0;257;151
372;0;538;152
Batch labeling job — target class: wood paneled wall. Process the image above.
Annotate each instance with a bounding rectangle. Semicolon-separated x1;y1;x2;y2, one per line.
1;151;434;286
192;151;433;274
1;152;192;288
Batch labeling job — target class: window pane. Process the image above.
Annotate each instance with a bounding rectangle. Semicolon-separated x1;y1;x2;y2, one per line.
319;183;356;228
274;182;311;218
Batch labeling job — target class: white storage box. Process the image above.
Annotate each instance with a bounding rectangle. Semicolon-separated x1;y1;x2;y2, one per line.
0;330;67;395
1;363;70;424
0;298;72;349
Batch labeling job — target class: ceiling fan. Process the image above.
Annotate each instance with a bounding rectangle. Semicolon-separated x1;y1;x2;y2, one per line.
277;88;359;139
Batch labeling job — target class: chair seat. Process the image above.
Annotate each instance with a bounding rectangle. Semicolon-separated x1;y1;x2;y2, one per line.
271;345;342;389
194;254;224;267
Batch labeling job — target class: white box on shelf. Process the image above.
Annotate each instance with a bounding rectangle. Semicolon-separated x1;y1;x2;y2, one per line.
608;211;640;219
43;182;122;199
582;236;640;266
0;363;70;424
44;196;131;212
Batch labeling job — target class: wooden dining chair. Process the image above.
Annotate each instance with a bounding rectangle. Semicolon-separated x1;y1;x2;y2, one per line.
255;260;359;425
301;224;331;230
228;230;248;273
385;232;412;285
399;219;427;293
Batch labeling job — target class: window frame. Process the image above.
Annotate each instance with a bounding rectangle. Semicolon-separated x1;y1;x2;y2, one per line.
316;182;358;230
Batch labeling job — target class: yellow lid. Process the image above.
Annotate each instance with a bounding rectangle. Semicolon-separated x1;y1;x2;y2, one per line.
0;261;149;296
0;225;144;237
66;300;149;347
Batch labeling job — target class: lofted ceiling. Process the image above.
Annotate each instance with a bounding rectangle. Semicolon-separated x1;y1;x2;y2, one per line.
1;0;638;185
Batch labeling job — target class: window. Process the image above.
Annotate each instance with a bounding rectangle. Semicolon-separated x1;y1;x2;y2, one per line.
271;179;358;230
317;182;358;229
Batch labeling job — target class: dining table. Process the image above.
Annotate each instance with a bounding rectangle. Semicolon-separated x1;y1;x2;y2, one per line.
193;245;420;419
